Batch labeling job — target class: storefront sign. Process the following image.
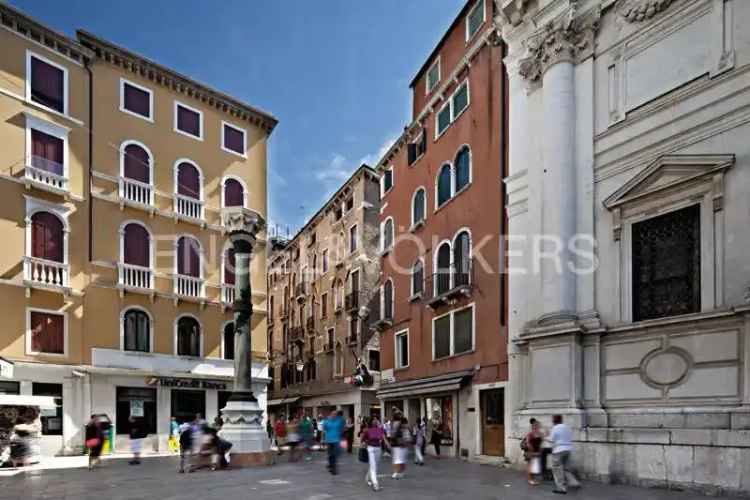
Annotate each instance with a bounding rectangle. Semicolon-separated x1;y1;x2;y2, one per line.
130;400;144;417
145;377;227;390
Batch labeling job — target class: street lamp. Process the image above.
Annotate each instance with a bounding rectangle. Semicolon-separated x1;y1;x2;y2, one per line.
218;207;271;466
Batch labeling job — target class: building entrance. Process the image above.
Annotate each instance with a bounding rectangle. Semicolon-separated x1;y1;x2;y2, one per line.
170;389;206;424
480;388;505;456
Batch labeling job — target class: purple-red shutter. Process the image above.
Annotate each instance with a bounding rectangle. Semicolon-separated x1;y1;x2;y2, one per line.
224;125;244;154
31;130;64;175
177;236;200;277
30;57;64;113
224;178;244;207
123;83;150;118
177;163;200;199
123;223;150;267
123;144;150;183
177;105;200;137
31;212;63;262
31;312;64;354
224;248;236;285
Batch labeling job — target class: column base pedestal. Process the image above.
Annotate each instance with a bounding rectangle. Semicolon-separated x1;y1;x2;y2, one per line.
219;397;272;468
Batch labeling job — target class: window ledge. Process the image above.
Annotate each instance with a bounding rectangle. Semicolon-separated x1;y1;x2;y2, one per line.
409;220;425;233
119;106;154;124
432;349;476;363
409;292;423;302
0;86;84;127
395;366;409;372
408;153;425;168
434;182;472;215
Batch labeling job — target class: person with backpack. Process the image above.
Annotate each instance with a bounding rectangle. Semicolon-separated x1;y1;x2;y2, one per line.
389;410;411;479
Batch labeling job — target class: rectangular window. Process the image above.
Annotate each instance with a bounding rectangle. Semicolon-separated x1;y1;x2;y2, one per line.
321;292;328;318
28;310;65;355
433;315;451;359
334;206;343;221
0;381;20;395
28;53;66;114
452;83;469;119
395;330;409;369
222;121;247;157
369;350;381;371
120;78;153;121
349;225;358;253
118;387;158;433
436;102;451;137
632;205;701;321
466;0;485;41
31;129;64;175
327;328;335;350
322;249;329;273
382;168;393;195
433;304;475;359
345;197;354;212
174;101;203;140
426;58;440;94
33;383;62;435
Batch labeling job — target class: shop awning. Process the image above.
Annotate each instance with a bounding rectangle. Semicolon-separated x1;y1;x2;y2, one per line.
0;395;57;409
267;396;300;406
376;370;474;400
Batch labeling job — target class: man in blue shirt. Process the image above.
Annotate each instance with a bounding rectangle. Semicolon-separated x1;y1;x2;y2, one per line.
323;410;345;474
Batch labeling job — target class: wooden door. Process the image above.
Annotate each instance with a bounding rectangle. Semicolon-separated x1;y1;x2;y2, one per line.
481;389;505;456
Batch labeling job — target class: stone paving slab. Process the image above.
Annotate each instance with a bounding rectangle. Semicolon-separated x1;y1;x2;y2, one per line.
1;452;722;500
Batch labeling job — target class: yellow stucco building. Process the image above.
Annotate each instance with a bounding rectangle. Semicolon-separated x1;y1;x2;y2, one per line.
0;4;276;455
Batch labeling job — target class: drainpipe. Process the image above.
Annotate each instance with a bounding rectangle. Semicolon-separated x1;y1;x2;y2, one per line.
85;59;93;262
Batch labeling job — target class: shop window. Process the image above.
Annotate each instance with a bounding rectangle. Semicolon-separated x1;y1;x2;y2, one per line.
116;387;156;434
0;381;20;394
170;389;205;425
33;383;62;435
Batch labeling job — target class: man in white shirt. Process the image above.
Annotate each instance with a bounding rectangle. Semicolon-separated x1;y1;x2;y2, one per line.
549;414;580;494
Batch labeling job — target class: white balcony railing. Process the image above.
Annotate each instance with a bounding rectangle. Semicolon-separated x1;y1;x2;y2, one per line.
174;193;204;220
25;157;68;192
24;256;68;287
222;284;235;304
174;274;205;299
118;263;153;290
119;177;153;206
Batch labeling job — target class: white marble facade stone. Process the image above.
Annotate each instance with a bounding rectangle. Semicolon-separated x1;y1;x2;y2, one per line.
497;0;750;494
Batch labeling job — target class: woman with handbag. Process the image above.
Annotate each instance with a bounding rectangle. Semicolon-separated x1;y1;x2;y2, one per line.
85;415;104;470
524;418;544;486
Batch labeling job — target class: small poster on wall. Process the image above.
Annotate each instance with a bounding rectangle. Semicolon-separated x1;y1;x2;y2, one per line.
130;400;144;417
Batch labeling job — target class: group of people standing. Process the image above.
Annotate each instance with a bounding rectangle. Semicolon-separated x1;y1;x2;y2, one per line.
522;414;580;494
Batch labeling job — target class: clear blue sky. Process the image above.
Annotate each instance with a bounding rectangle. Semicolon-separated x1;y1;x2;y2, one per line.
11;0;465;234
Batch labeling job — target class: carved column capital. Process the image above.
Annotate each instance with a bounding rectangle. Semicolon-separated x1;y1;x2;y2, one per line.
518;5;600;82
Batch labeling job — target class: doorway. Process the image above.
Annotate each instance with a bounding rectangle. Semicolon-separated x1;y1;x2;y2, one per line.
480;388;505;456
171;389;206;425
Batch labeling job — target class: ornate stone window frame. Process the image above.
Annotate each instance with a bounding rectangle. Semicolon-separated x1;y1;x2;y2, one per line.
603;154;734;323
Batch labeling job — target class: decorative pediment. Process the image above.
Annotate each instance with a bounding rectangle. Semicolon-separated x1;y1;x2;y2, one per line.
603;154;735;211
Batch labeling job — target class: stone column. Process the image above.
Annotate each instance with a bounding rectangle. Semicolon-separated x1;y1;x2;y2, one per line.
218;207;272;466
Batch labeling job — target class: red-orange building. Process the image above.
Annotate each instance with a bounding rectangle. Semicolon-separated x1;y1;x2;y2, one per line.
375;0;508;460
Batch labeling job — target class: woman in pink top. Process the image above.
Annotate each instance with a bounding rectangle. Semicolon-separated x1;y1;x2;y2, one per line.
363;416;388;491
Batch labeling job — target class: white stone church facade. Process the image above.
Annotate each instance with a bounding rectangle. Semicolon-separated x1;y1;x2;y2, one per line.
497;0;750;494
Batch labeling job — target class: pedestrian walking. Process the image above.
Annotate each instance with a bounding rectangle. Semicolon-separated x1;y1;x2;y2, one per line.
428;413;443;458
178;422;193;473
363;416;388;491
85;415;104;470
345;417;355;453
316;413;325;443
413;417;426;465
274;415;287;455
389;409;411;479
522;418;544;485
323;409;345;475
299;415;314;461
287;414;301;462
128;416;147;465
550;414;580;494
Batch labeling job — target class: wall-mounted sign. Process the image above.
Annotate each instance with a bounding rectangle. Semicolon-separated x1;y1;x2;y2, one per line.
145;377;227;390
130;400;144;417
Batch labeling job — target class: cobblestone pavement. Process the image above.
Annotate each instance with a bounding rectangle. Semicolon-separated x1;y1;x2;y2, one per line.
2;451;716;500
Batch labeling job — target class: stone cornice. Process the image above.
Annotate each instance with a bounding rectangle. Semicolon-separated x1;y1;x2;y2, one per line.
518;4;601;81
77;30;278;134
618;0;675;22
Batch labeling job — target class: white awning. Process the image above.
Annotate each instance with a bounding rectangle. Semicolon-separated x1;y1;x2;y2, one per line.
0;395;57;409
267;396;300;406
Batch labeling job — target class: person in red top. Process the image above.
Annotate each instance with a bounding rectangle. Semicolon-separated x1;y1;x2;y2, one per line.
523;418;544;486
274;415;287;456
363;416;388;491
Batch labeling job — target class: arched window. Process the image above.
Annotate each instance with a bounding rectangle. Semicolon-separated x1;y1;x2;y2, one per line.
223;322;235;360
176;236;201;277
123;143;150;183
31;211;63;262
454;230;471;287
412;188;426;225
224;247;235;285
123;308;150;352
436;242;451;295
437;163;452;207
176;161;201;199
176;316;201;357
382;279;393;320
455;146;471;192
223;177;245;207
381;218;394;251
122;223;150;268
411;259;424;296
